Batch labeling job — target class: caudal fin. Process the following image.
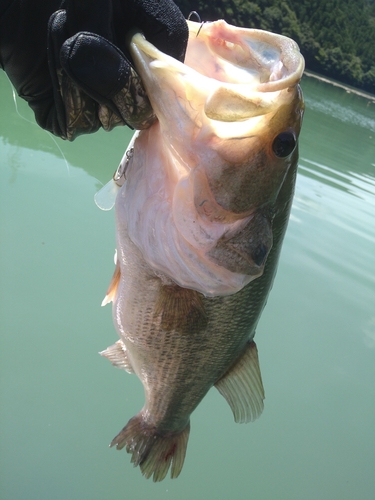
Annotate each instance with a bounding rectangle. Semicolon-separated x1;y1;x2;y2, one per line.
110;413;190;482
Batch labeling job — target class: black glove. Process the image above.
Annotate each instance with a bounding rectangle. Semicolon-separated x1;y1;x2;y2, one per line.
0;0;188;140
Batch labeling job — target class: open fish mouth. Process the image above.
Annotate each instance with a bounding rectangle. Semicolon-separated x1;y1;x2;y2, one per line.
185;20;304;91
119;20;305;296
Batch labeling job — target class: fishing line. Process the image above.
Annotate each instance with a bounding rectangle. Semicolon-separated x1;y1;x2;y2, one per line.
7;75;71;176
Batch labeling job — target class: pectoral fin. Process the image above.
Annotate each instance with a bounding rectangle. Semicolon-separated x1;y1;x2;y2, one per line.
101;260;121;306
99;340;134;373
215;340;264;423
155;284;207;334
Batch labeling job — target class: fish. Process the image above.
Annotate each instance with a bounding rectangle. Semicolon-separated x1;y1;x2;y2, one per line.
99;19;304;482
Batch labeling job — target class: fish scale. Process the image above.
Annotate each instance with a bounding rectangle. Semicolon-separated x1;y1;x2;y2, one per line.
100;19;304;481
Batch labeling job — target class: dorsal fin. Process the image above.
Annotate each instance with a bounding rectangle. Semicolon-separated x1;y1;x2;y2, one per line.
215;340;264;423
101;259;121;306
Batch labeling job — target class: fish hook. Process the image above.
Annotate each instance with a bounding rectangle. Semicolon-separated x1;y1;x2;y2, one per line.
187;11;206;37
187;11;201;22
196;22;207;38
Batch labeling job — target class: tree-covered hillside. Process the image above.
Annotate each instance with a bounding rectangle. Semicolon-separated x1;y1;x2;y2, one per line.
176;0;375;94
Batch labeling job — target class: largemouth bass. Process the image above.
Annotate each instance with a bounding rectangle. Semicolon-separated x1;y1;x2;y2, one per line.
100;20;304;482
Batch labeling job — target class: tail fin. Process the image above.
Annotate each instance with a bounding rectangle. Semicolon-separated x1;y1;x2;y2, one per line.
110;413;190;482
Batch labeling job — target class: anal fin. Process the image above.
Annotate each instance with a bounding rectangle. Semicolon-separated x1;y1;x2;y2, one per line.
215;340;264;423
99;340;134;373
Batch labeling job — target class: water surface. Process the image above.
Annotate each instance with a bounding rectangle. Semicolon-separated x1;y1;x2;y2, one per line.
1;73;374;500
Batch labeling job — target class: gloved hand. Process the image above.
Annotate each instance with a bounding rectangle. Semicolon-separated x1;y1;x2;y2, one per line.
0;0;188;140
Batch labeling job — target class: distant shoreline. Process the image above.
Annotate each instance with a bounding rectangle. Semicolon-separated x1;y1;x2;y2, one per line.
303;71;375;102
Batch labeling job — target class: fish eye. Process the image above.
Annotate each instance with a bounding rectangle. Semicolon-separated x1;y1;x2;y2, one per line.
272;132;297;158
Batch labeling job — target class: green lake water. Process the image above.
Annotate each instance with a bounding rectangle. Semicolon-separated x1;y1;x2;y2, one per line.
1;72;374;500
